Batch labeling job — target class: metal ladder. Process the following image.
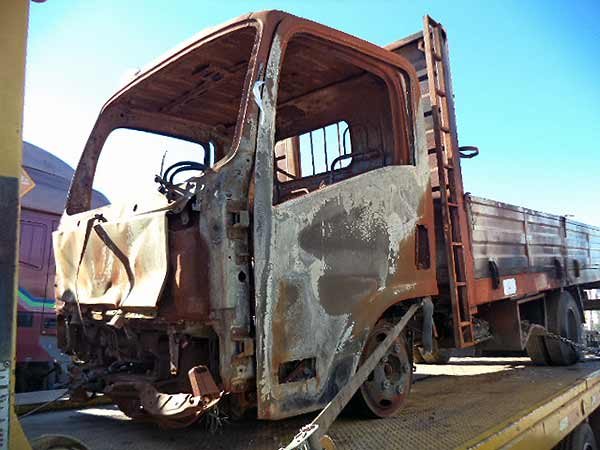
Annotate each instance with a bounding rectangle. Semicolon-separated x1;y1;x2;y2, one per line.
423;16;475;347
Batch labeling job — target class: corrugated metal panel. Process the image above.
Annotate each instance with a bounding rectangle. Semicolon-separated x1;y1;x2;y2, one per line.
468;196;600;285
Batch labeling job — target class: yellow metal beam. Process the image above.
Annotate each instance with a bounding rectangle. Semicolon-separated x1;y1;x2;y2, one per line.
462;369;600;450
0;0;28;178
0;0;31;449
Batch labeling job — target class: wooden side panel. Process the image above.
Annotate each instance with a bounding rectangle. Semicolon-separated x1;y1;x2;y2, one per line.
468;196;600;288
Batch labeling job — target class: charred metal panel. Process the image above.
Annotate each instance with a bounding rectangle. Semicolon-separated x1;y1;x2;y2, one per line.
253;31;435;419
258;167;431;419
468;196;600;289
54;208;169;309
163;221;211;321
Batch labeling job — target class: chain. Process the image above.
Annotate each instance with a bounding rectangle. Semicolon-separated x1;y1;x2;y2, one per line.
542;330;600;358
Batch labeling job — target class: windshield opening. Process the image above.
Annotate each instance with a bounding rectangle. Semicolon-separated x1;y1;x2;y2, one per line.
94;129;216;202
90;25;258;206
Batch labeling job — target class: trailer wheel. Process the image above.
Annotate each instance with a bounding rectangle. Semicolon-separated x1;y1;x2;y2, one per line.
545;290;583;366
560;422;597;450
526;334;552;365
348;320;412;418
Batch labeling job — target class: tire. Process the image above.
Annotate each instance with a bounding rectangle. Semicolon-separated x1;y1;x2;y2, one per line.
347;320;413;418
31;435;88;450
545;290;583;366
526;335;552;365
560;422;598;450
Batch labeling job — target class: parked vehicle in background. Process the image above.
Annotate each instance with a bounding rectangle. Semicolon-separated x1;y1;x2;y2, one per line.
16;142;108;392
51;10;600;428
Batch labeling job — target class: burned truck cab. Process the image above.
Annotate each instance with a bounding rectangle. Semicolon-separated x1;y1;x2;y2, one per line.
54;11;437;426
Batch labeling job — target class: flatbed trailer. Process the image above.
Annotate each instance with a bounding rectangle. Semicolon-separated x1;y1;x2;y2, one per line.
20;357;600;450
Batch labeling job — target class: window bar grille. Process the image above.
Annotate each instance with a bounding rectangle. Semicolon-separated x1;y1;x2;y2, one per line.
336;122;342;156
342;125;350;155
323;127;328;170
309;131;316;175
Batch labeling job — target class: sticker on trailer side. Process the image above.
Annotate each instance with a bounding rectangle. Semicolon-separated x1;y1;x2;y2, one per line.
503;278;517;296
0;367;9;450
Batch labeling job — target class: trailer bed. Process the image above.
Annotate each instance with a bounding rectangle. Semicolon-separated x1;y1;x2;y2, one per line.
21;357;600;450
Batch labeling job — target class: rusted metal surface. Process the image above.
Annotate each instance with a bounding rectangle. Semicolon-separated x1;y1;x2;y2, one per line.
53;11;277;425
188;366;220;398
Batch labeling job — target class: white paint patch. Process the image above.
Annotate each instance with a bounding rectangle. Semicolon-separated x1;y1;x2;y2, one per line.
336;321;355;353
559;416;569;432
503;278;517;296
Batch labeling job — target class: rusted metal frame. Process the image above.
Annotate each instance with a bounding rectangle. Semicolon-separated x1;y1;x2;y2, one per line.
422;17;463;347
160;65;247;114
252;22;285;420
423;16;476;346
65;18;262;215
274;19;417;182
118;108;230;148
64;15;277;419
274;20;419;163
434;20;476;304
128;365;221;422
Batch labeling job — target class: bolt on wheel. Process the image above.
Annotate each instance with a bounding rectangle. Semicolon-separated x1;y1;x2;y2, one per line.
347;320;413;418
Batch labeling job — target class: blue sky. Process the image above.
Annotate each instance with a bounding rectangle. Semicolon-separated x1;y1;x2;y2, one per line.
23;0;600;224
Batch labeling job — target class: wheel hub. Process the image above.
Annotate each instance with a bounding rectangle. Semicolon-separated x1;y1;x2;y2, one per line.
363;336;410;409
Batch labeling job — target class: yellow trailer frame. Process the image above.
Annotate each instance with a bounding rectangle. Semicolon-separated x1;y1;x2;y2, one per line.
468;368;600;450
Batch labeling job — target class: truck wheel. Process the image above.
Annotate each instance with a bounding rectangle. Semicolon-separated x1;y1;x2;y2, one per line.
560;422;597;450
545;290;583;366
348;320;412;418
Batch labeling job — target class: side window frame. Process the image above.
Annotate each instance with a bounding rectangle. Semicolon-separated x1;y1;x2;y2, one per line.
271;29;414;205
